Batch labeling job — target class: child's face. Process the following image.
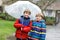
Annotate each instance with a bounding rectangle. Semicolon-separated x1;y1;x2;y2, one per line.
24;12;30;18
36;16;42;21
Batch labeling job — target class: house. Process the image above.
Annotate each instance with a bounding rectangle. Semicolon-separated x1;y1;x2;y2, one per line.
43;1;60;24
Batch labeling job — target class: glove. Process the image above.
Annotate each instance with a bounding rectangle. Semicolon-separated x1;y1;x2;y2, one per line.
23;26;31;32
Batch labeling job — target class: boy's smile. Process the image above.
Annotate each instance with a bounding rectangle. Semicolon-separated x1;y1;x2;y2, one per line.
23;9;31;18
24;12;29;18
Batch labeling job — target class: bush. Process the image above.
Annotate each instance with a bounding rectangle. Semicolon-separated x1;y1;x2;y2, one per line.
0;13;16;21
0;13;6;19
45;16;55;25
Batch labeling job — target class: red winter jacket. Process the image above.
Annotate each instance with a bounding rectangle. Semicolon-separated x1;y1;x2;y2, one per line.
14;19;32;39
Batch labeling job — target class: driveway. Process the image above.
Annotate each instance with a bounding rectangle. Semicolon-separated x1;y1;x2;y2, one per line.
46;23;60;40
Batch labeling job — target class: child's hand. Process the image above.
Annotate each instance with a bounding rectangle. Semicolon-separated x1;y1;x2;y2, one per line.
22;26;31;32
21;24;24;27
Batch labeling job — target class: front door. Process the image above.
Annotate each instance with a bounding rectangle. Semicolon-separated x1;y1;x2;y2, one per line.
56;11;60;23
57;13;60;22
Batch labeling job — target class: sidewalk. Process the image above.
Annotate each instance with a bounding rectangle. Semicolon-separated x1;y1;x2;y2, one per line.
7;33;16;40
46;23;60;40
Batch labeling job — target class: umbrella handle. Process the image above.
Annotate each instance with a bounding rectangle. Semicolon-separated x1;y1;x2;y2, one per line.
21;27;23;31
20;16;24;40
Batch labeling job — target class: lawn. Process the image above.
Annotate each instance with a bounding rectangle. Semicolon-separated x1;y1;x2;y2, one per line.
0;20;15;40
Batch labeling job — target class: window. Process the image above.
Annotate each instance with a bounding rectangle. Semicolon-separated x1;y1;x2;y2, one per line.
47;10;52;17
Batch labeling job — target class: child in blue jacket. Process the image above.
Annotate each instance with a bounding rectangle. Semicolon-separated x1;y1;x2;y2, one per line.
29;13;46;40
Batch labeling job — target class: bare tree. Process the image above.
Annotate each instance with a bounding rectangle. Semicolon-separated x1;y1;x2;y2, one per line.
32;0;56;17
36;0;56;10
2;0;17;5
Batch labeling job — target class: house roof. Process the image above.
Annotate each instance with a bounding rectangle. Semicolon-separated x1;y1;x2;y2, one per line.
46;2;60;10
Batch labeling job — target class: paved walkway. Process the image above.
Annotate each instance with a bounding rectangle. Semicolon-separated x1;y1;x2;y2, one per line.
46;23;60;40
7;23;60;40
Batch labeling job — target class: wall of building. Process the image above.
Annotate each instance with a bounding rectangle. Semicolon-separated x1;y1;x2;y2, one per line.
0;0;2;6
43;10;56;17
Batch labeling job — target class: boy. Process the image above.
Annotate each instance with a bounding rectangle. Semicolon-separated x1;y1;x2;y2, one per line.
14;9;32;40
29;13;46;40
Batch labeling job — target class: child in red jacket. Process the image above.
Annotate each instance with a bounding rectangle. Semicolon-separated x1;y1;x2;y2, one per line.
14;9;32;40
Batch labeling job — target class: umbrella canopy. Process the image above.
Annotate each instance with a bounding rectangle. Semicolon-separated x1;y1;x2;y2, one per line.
4;1;42;20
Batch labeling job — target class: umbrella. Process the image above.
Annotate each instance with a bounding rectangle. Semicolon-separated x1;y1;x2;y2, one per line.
4;1;42;20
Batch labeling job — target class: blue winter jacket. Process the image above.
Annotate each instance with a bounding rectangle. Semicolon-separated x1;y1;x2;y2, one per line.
29;20;46;40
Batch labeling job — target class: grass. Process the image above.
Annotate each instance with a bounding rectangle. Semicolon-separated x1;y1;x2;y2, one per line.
0;20;15;40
